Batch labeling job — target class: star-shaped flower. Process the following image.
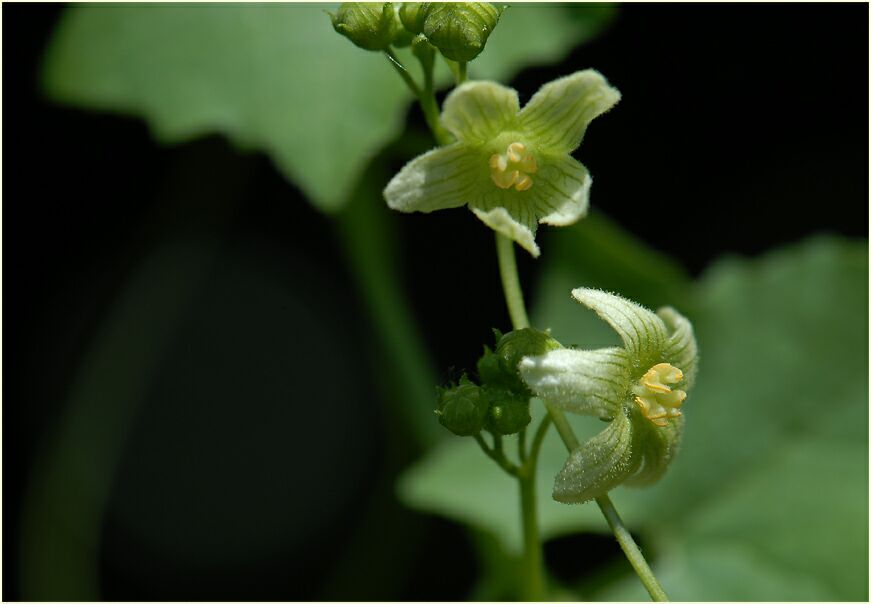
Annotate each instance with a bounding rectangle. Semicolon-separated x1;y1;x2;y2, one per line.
384;70;620;257
519;288;699;503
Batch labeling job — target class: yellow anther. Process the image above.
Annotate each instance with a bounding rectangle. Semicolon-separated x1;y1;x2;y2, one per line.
506;142;525;163
489;141;537;191
633;362;686;427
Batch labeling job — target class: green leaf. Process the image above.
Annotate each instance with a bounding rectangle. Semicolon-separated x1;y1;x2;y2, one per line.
42;4;615;213
398;233;868;600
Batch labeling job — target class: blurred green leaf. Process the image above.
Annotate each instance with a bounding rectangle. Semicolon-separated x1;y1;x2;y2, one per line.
399;233;868;600
42;4;615;213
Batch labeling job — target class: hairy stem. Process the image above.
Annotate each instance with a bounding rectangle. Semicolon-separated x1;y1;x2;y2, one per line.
495;234;669;602
596;494;669;601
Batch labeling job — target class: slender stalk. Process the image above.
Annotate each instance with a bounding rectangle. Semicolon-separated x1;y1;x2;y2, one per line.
517;428;528;463
384;49;421;96
474;433;519;476
457;61;468;83
544;400;580;450
529;415;553;462
597;494;669;602
518;469;545;601
495;233;530;329
495;235;669;602
385;49;451;146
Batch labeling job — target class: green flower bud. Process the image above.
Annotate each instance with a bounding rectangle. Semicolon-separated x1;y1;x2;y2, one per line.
422;3;501;62
392;25;416;48
495;328;561;392
476;344;507;388
485;387;531;435
398;2;430;34
331;3;402;52
435;376;489;436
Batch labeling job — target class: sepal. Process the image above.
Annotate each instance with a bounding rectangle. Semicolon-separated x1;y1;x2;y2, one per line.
421;3;501;61
330;3;403;51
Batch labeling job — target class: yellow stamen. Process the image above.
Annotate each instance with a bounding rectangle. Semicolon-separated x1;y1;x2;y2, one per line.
489;141;537;191
632;362;686;427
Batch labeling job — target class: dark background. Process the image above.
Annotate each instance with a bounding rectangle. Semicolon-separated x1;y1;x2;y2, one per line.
4;3;868;600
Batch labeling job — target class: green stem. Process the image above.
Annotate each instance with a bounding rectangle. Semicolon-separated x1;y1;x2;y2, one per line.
474;433;519;476
495;233;530;329
387;48;451;146
384;48;421;96
596;494;669;602
517;428;528;463
457;61;468;83
528;415;552;462
495;235;669;602
518;468;545;601
544;400;580;450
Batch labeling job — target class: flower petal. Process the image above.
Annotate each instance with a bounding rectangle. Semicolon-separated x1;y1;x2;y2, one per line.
470;202;540;257
529;155;591;226
657;307;699;390
384;143;484;213
442;81;520;145
519;347;631;418
625;413;683;487
571;288;669;362
518;69;620;154
553;411;638;504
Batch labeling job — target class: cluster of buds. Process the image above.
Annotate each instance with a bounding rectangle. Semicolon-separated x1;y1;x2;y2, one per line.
436;328;560;437
331;2;501;61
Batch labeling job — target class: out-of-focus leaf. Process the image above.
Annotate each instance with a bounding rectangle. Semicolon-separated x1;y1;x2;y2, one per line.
399;234;869;601
42;4;616;213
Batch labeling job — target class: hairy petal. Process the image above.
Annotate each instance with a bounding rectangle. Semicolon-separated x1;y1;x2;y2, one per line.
625;412;684;487
571;288;669;362
519;347;631;418
553;411;637;504
529;155;592;227
469;196;540;257
442;80;520;145
658;306;699;390
384;143;484;213
518;69;620;154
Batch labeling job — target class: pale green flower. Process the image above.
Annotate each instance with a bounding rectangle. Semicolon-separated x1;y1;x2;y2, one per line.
384;70;620;257
519;288;699;503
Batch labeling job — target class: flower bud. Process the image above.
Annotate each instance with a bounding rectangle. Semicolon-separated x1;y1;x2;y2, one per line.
331;3;402;52
435;376;489;436
495;328;561;391
398;2;430;34
485;387;531;435
422;3;501;62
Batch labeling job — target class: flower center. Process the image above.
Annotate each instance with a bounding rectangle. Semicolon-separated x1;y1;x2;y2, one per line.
632;362;686;427
489;142;537;191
